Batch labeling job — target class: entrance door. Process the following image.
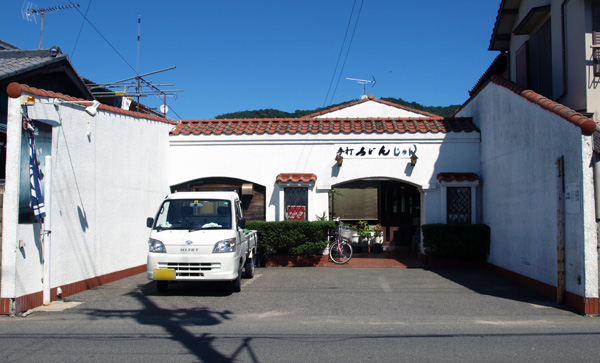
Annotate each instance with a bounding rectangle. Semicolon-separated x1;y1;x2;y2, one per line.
331;179;420;251
380;181;420;250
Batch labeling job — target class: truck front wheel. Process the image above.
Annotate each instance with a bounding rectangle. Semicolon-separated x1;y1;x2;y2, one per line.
231;265;242;293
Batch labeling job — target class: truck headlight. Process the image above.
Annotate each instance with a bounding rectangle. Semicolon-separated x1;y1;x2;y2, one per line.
213;238;236;253
149;239;166;253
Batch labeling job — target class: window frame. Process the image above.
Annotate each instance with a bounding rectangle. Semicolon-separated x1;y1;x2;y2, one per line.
277;181;314;221
439;179;479;225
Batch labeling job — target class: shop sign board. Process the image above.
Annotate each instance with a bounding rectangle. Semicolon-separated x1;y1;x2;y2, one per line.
336;144;417;159
287;205;306;220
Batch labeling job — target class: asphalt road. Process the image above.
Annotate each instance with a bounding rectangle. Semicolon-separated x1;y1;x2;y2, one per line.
0;267;599;362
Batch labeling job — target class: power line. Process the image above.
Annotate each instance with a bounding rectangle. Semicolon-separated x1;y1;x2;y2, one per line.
328;0;365;105
67;2;182;119
68;0;137;74
323;0;357;107
70;0;92;59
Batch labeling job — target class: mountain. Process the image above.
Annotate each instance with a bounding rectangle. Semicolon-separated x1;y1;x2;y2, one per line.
215;98;460;119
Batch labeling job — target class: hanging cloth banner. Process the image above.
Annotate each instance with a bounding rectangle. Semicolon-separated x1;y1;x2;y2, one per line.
28;130;46;220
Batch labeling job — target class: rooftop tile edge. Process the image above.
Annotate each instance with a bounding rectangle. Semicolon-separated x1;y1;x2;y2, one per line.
6;82;177;125
453;75;597;136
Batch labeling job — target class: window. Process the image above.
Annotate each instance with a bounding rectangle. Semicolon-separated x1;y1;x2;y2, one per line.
446;187;471;224
438;173;479;225
154;199;232;230
514;19;552;98
284;187;308;220
593;3;600;76
330;181;378;220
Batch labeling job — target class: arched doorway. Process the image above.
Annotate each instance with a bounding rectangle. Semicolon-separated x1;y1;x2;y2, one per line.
171;177;266;221
330;179;420;251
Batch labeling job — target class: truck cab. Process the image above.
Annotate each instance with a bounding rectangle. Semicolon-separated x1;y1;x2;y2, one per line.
146;191;257;292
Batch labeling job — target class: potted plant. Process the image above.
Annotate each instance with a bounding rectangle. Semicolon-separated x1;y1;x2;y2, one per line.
372;224;383;244
350;224;360;244
356;221;371;244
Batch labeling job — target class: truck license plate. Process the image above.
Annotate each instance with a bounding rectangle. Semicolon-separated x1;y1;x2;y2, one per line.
154;268;176;280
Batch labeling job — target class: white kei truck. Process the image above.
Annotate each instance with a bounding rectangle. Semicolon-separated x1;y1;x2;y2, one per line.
146;191;257;293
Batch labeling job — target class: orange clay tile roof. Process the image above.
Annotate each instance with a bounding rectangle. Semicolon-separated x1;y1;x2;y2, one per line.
437;172;479;183
276;173;317;183
171;117;478;136
303;94;441;118
454;75;597;136
6;82;177;125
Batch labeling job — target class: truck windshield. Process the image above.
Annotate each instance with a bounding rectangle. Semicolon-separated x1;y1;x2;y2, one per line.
154;199;232;230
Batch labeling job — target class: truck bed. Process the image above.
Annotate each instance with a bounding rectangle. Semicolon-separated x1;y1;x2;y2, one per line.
245;229;258;252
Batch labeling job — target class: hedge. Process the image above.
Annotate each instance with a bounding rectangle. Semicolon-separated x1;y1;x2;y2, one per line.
421;224;490;259
246;220;335;256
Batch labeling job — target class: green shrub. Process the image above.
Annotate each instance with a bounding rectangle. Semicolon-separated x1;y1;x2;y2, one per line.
246;220;334;256
421;224;490;259
292;241;329;255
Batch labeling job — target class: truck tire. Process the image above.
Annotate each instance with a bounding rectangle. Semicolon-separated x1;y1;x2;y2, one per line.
231;265;242;293
156;280;168;293
243;254;255;279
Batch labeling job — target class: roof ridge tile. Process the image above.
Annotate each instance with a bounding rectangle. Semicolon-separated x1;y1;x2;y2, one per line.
6;82;176;125
454;75;596;136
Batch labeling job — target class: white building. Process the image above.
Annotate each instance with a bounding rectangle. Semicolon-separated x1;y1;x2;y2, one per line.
1;83;173;314
169;96;481;253
2;0;599;317
461;0;600;315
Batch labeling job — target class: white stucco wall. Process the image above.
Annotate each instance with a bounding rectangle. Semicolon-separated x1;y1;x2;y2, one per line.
169;130;480;224
2;94;172;301
313;100;429;118
457;81;598;300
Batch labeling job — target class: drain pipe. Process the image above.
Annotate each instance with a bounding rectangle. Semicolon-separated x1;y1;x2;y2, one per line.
594;153;600;220
42;155;52;305
556;156;566;305
557;0;570;102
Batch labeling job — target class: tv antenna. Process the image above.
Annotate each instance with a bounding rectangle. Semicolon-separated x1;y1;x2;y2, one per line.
89;66;182;117
346;76;376;99
21;2;80;48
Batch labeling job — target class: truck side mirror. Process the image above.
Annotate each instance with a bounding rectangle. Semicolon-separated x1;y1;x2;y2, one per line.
146;217;154;228
238;217;246;230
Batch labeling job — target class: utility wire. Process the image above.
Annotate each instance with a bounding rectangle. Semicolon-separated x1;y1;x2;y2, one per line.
68;0;137;74
70;0;92;60
329;0;364;105
67;0;182;119
323;0;357;107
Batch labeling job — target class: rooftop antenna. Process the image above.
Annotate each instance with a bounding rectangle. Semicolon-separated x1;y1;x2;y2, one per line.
346;76;376;99
90;66;182;118
22;2;80;48
137;13;141;112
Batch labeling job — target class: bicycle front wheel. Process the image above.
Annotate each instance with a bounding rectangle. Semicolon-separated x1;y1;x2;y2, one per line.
329;241;353;264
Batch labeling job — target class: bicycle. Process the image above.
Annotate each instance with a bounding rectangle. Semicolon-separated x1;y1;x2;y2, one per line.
329;217;353;264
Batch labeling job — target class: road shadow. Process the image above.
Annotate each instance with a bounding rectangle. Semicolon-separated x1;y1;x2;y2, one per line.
429;266;566;310
141;280;236;297
79;280;259;362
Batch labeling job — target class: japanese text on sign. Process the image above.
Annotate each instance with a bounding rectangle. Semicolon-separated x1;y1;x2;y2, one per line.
287;205;306;220
336;144;417;159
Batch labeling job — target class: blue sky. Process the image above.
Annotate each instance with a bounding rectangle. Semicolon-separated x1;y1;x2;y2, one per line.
2;1;501;120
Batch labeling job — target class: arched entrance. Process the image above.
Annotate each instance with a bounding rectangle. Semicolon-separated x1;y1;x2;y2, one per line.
171;177;266;221
330;179;420;251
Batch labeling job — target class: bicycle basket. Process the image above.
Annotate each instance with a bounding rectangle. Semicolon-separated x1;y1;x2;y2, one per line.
339;225;354;240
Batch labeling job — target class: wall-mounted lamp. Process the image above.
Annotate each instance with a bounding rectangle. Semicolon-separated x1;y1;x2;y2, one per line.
22;95;101;117
335;154;343;167
410;153;418;167
85;100;101;117
23;95;35;106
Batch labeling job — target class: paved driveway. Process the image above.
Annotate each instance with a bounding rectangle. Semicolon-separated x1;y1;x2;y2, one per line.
1;267;599;362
